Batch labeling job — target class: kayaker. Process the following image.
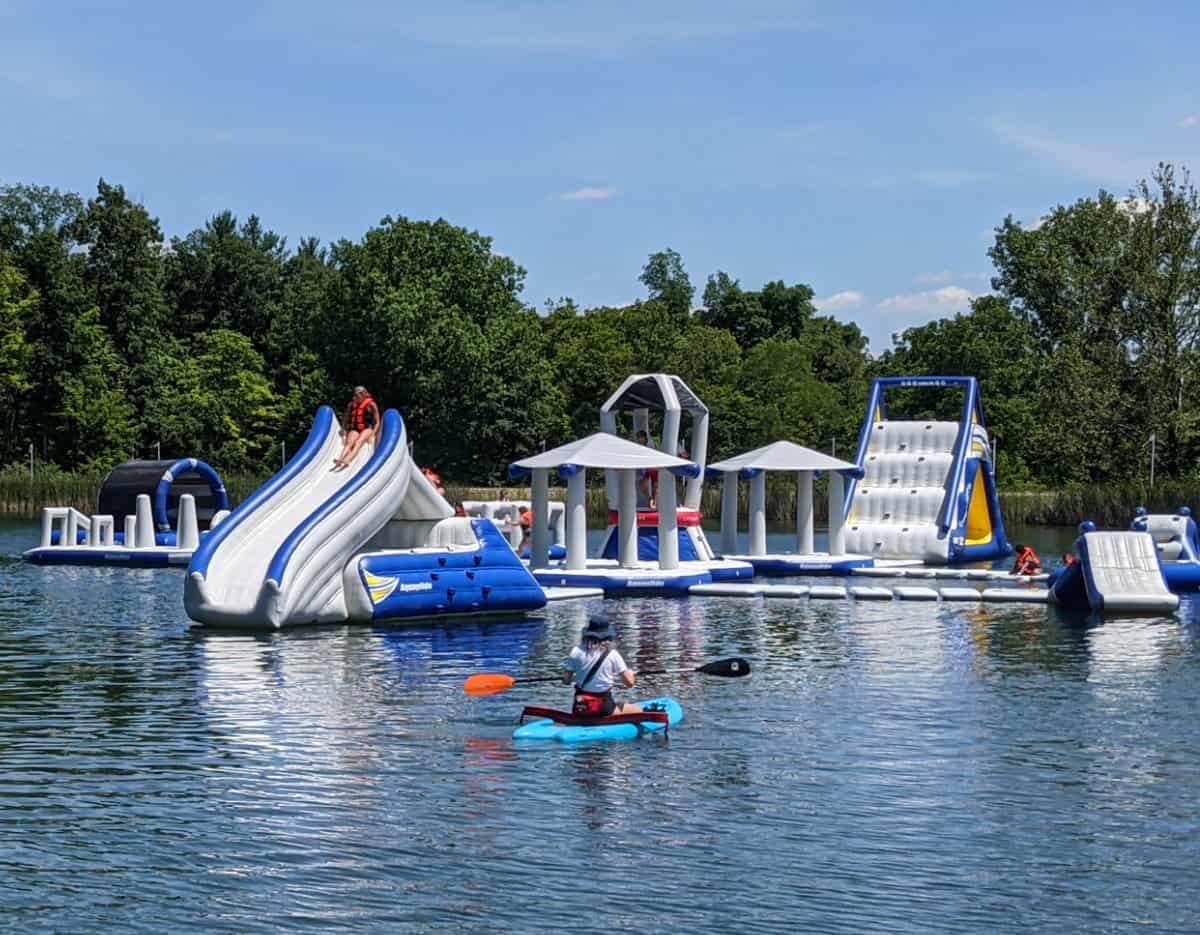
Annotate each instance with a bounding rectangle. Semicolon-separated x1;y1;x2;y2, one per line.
562;617;643;716
1011;543;1042;576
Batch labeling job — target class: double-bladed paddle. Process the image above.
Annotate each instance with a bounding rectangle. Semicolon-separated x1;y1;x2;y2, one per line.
463;657;751;697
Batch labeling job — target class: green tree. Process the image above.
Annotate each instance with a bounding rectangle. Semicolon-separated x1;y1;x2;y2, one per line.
640;248;694;319
166;210;287;344
72;180;168;363
542;303;635;438
699;274;822;348
57;309;137;469
1123;165;1200;474
0;263;35;458
0;183;91;462
142;330;279;471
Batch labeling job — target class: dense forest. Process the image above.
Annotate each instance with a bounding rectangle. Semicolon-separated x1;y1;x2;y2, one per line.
2;164;1199;488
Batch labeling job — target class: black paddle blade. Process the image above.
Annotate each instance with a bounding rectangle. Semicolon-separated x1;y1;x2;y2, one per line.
697;657;751;678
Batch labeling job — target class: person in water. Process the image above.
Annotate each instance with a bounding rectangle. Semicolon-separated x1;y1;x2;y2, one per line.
562;617;642;716
335;386;380;470
1011;543;1042;575
517;505;533;553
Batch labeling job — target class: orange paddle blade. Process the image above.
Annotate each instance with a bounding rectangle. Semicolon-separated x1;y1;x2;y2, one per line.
463;673;518;696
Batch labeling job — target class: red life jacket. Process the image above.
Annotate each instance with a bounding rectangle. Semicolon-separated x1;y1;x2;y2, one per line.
348;395;376;432
1013;546;1041;575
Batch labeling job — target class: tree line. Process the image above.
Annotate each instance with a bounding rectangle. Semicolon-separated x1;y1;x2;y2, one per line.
2;164;1199;488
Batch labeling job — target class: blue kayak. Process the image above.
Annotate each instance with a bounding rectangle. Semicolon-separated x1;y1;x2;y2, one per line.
513;696;684;743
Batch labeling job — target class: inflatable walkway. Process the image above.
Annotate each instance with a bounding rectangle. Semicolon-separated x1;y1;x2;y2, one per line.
185;406;545;628
842;376;1010;564
1049;530;1179;614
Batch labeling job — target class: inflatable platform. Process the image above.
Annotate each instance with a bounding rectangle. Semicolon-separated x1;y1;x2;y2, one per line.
24;458;229;566
593;374;752;583
1049;529;1179;614
1130;507;1200;591
842;376;1011;564
185;407;546;629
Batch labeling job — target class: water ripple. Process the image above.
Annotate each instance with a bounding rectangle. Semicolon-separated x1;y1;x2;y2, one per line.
1;520;1199;933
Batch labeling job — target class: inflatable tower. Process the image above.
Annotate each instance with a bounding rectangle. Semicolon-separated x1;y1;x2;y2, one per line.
842;376;1011;564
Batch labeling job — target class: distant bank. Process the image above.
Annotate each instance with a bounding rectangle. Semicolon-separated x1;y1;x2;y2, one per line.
2;471;1192;529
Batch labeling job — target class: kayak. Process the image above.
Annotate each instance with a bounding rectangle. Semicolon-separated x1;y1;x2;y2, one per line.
512;696;684;743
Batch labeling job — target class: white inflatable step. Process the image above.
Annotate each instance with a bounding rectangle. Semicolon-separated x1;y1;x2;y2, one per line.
980;587;1050;603
809;585;848;600
850;586;894;600
894;586;940;601
939;587;983;601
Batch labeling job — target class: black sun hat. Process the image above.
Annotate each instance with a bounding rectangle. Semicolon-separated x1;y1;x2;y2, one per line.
582;616;615;641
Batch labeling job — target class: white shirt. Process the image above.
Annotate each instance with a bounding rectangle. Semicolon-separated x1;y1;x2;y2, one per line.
565;645;628;693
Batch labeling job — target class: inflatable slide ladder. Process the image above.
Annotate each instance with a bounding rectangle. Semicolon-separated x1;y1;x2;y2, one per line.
842;376;1010;564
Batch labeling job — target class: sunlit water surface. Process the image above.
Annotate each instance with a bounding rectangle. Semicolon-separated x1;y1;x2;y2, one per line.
2;520;1199;933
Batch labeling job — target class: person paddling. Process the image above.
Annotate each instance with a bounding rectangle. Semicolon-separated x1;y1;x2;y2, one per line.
562;617;642;716
334;385;380;470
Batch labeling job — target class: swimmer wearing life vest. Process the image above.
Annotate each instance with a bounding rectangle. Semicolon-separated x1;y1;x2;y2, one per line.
334;386;380;470
1011;543;1042;576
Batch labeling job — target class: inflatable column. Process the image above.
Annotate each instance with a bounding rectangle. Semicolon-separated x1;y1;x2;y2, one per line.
828;472;846;556
618;470;638;568
720;472;739;556
530;468;550;569
796;472;814;555
657;468;679;570
748;471;767;557
565;467;587;570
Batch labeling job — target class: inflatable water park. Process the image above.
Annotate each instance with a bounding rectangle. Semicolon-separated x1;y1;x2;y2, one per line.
21;371;1197;622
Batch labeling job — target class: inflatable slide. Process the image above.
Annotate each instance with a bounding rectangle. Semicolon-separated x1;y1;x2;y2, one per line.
1130;506;1200;591
1049;530;1179;614
185;406;545;629
842;376;1010;564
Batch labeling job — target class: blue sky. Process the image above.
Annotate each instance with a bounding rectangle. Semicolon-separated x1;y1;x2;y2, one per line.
3;0;1200;351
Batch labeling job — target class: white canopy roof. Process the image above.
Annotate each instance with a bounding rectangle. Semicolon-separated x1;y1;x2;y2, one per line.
708;440;859;474
511;432;699;475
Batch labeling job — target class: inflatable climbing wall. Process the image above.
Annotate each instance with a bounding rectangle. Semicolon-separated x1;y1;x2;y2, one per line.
842;376;1011;564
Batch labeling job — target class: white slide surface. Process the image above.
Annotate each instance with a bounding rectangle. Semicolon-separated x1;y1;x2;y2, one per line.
1079;532;1179;613
185;408;419;628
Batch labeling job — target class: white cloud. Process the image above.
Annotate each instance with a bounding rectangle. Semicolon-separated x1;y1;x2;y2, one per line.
814;289;864;311
990;120;1144;183
1120;196;1153;216
559;186;617;201
877;285;974;314
915;270;953;285
1180;116;1199;128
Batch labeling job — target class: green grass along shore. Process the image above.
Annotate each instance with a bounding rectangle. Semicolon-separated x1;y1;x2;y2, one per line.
1;468;1193;530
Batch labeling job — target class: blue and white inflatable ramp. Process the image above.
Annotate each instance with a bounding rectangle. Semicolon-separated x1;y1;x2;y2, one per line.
185;406;545;629
1049;531;1179;614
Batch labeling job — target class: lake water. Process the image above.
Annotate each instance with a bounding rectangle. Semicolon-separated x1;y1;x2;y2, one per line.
2;519;1199;933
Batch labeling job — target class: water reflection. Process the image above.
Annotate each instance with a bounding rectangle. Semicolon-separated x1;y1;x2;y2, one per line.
3;519;1200;933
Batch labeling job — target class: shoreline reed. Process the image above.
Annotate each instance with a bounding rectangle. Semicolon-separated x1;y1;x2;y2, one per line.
3;474;1194;530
